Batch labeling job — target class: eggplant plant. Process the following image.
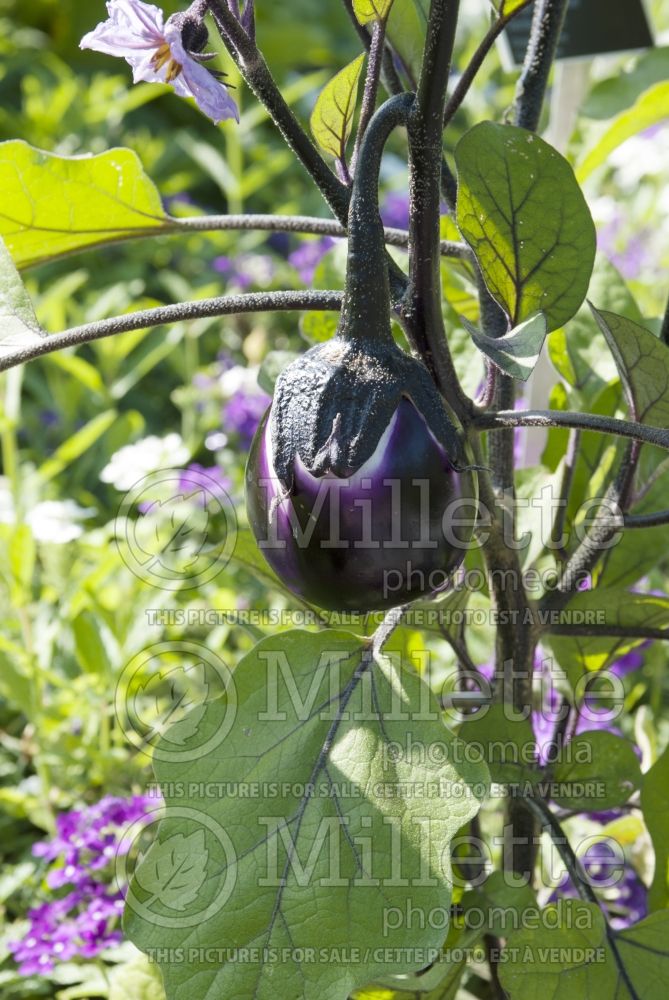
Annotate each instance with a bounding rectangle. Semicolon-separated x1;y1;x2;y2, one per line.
2;1;669;999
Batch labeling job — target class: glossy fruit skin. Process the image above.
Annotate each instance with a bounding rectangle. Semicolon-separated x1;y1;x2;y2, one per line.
246;397;477;612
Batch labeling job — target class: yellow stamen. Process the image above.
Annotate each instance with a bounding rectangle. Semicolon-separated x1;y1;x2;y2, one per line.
151;42;182;82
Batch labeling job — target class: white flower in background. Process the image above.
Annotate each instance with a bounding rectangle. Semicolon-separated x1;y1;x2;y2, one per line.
26;501;96;544
0;476;14;524
218;364;262;399
100;433;190;491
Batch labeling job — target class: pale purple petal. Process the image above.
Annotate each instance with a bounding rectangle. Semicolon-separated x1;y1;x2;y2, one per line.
80;0;165;55
164;22;239;123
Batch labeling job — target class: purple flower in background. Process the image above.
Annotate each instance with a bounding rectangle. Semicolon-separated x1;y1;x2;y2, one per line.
550;839;648;929
80;0;238;124
10;795;155;975
213;254;276;289
178;463;231;505
223;391;270;446
288;236;338;285
381;191;410;231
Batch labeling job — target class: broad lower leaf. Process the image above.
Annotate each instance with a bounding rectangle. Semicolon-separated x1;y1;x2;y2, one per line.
462;312;548;381
577;81;669;182
310;54;366;162
455;122;596;331
124;630;488;1000
0;235;44;358
353;0;395;24
641;746;669;912
0;140;170;268
552;730;641;811
499;900;669;1000
545;588;669;681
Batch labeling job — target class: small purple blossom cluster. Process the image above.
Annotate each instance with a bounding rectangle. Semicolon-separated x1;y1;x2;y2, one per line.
9;795;154;976
549;837;648;930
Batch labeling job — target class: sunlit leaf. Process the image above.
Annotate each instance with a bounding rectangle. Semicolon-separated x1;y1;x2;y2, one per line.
0;141;170;269
310;54;366;162
462;312;548;381
0;235;44;358
125;630;488;999
455;122;596;331
353;0;395;25
577;81;669;183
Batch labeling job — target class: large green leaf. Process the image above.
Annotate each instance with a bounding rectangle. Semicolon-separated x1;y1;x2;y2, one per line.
125;630;488;1000
499;900;669;1000
641;746;669;912
0;141;170;269
310;54;366;163
459;703;537;786
455;122;596;332
577;81;669;182
545;588;669;680
551;730;642;811
462;312;548;381
0;235;44;357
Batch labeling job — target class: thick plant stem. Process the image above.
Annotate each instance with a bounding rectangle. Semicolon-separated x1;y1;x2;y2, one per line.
475;409;669;451
494;0;568;886
340;0;404;96
341;93;414;343
407;0;469;416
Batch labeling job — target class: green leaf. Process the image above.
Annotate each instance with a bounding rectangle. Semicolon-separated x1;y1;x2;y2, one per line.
125;630;488;999
462;312;548;381
551;730;642;811
544;588;669;680
0;235;44;357
310;54;366;162
460;703;537;786
582;47;669;120
461;869;536;936
386;0;429;84
300;309;340;343
499;900;669;1000
0;141;170;269
36;409;118;483
353;0;395;24
109;954;166;1000
548;256;642;399
641;746;669;912
577;81;669;183
590;306;669;428
257;350;299;393
455;122;596;331
72;611;113;677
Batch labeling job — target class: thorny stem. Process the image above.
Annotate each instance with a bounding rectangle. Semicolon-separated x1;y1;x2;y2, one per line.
486;0;568;885
340;0;404;96
442;0;535;128
407;0;469;416
351;18;387;173
0;291;343;374
340;93;415;343
475;410;669;455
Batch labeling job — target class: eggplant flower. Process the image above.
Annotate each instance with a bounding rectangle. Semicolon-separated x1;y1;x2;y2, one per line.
80;0;239;124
